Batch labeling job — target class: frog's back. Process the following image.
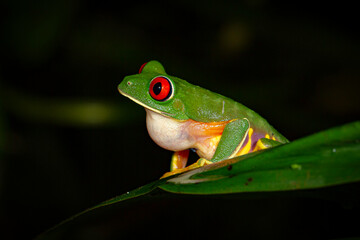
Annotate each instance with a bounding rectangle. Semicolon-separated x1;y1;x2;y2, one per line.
178;82;288;143
222;98;288;144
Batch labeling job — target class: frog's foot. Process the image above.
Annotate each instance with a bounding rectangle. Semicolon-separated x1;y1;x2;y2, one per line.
253;138;283;152
161;158;213;179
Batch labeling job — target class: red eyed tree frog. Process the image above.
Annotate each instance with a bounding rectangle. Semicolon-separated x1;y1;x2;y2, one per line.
118;61;289;178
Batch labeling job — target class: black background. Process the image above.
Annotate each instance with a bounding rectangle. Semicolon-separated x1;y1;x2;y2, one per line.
0;1;359;239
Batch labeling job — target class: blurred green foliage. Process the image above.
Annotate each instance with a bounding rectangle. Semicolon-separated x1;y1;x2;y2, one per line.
0;1;359;239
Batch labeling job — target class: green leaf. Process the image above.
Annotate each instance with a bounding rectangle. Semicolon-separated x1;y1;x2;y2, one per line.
160;121;360;194
37;121;360;238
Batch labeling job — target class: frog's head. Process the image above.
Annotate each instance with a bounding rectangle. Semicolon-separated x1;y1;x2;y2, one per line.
118;60;190;120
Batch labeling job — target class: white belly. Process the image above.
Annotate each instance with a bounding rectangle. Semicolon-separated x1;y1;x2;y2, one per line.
145;109;195;151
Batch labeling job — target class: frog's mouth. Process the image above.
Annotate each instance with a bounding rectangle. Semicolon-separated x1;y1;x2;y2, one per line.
118;88;171;117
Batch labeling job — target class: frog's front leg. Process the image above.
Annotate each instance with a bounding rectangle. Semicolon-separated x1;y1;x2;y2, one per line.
170;150;189;171
161;149;194;179
162;158;211;178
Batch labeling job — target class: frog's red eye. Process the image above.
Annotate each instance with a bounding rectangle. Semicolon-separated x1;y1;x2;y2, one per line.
149;76;173;101
139;62;148;73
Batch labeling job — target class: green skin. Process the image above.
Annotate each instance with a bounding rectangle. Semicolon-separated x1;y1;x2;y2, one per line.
118;61;288;170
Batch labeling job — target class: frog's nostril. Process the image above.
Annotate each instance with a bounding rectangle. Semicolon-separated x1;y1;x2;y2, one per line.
127;81;132;86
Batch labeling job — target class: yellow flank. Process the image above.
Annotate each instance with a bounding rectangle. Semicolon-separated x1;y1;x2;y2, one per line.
236;127;254;156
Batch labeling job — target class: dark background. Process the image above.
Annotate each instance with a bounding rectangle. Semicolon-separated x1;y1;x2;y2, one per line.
0;1;359;239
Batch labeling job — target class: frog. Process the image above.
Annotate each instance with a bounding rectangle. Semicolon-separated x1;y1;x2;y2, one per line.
118;60;289;178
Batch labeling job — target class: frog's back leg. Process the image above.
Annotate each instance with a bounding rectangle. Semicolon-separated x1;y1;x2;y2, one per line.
211;118;250;162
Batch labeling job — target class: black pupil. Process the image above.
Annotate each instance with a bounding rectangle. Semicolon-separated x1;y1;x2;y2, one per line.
153;82;162;95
